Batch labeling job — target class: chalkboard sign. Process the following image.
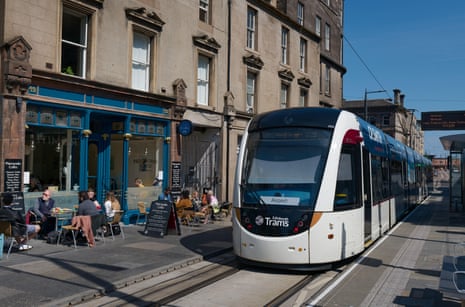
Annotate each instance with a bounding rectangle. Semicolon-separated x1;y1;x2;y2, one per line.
4;159;22;192
1;192;25;215
144;200;179;238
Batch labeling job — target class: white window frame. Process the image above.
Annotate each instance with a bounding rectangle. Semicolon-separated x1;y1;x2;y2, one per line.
247;7;257;50
132;32;151;91
61;8;88;77
297;2;304;26
325;23;331;51
197;54;210;106
281;27;289;65
280;83;289;109
199;0;209;23
299;38;307;72
246;71;256;113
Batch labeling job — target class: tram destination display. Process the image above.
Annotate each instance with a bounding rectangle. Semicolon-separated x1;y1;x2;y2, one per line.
144;200;179;238
421;111;465;130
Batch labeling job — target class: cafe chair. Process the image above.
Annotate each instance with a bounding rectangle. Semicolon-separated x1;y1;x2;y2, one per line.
57;224;78;249
107;210;125;240
136;202;148;225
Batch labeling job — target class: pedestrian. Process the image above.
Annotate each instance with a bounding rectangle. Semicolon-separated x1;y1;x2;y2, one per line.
0;193;40;250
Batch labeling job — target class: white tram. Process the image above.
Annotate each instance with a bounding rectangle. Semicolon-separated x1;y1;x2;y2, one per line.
232;108;432;270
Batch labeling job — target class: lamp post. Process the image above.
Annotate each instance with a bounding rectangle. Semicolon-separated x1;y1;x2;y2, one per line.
407;108;418;148
364;89;388;121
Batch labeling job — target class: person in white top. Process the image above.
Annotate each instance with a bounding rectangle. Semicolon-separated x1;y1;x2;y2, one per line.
104;191;121;222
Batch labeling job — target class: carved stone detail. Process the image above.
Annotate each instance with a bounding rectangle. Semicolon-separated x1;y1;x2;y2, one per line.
278;69;295;82
193;35;221;54
172;78;187;119
125;7;165;32
2;36;32;95
243;54;264;70
297;77;312;88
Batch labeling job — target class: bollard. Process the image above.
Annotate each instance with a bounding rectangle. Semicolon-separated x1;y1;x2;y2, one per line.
0;233;3;260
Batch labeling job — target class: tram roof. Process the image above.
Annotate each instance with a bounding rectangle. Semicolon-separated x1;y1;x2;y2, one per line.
440;134;465;152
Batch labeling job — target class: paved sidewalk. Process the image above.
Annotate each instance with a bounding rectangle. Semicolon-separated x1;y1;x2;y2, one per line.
0;218;233;306
314;185;465;306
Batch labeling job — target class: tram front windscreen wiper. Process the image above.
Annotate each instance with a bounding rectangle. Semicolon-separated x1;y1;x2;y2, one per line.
240;183;267;206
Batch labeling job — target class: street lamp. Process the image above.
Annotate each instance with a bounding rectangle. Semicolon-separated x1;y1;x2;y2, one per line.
364;89;388;121
407;108;419;148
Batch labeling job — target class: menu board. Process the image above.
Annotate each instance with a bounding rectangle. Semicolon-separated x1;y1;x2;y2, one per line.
144;200;179;238
4;159;22;192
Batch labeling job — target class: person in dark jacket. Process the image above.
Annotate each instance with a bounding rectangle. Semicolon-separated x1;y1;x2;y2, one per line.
0;193;40;250
77;191;99;216
31;189;55;236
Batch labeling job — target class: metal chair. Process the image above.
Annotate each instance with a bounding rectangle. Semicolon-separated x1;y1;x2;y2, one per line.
136;202;148;225
57;225;78;248
107;210;125;240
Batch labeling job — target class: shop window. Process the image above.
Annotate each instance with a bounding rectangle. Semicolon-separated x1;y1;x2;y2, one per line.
25;127;80;193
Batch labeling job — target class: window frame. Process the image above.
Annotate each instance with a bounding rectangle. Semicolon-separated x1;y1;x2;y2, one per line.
247;7;257;50
61;7;89;78
280;83;289;109
324;23;331;51
197;54;211;106
199;0;210;23
315;16;321;36
297;2;304;26
131;31;152;92
281;27;289;65
299;88;308;107
324;64;331;95
299;38;307;72
246;71;257;114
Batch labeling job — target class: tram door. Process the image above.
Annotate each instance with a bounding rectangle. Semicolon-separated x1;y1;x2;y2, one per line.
363;149;372;242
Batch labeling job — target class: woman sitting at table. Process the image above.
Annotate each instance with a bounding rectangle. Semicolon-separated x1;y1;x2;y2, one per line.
104;191;121;222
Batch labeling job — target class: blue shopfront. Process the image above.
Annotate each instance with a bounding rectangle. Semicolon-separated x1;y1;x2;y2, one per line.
23;84;173;224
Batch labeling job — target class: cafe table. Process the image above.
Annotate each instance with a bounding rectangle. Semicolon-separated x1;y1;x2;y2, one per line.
50;208;74;231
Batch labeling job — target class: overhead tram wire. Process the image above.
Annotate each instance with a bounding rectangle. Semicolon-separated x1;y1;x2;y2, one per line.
343;35;392;101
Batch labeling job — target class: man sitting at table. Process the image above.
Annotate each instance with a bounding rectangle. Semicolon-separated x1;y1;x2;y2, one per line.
31;189;55;237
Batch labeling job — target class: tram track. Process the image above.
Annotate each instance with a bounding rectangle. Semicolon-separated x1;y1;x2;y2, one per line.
75;250;343;307
75;252;239;307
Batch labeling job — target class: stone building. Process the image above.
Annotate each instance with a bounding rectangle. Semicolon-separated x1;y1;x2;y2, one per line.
342;89;424;154
0;0;344;222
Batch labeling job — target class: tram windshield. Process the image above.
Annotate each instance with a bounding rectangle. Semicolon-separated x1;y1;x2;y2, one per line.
241;127;331;207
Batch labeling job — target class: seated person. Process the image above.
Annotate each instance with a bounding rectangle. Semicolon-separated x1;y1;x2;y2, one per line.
77;191;100;216
176;190;194;223
104;191;121;222
0;193;40;250
31;189;55;236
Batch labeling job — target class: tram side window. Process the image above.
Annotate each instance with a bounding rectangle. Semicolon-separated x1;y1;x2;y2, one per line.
334;148;359;210
390;160;403;196
371;156;389;203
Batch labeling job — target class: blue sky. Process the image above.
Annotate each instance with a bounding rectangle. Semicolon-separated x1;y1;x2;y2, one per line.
343;1;465;157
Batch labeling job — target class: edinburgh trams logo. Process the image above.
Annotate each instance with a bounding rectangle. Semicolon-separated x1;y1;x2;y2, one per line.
256;215;289;227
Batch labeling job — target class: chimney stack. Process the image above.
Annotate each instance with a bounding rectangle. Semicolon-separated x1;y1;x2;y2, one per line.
393;89;401;105
400;94;405;107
